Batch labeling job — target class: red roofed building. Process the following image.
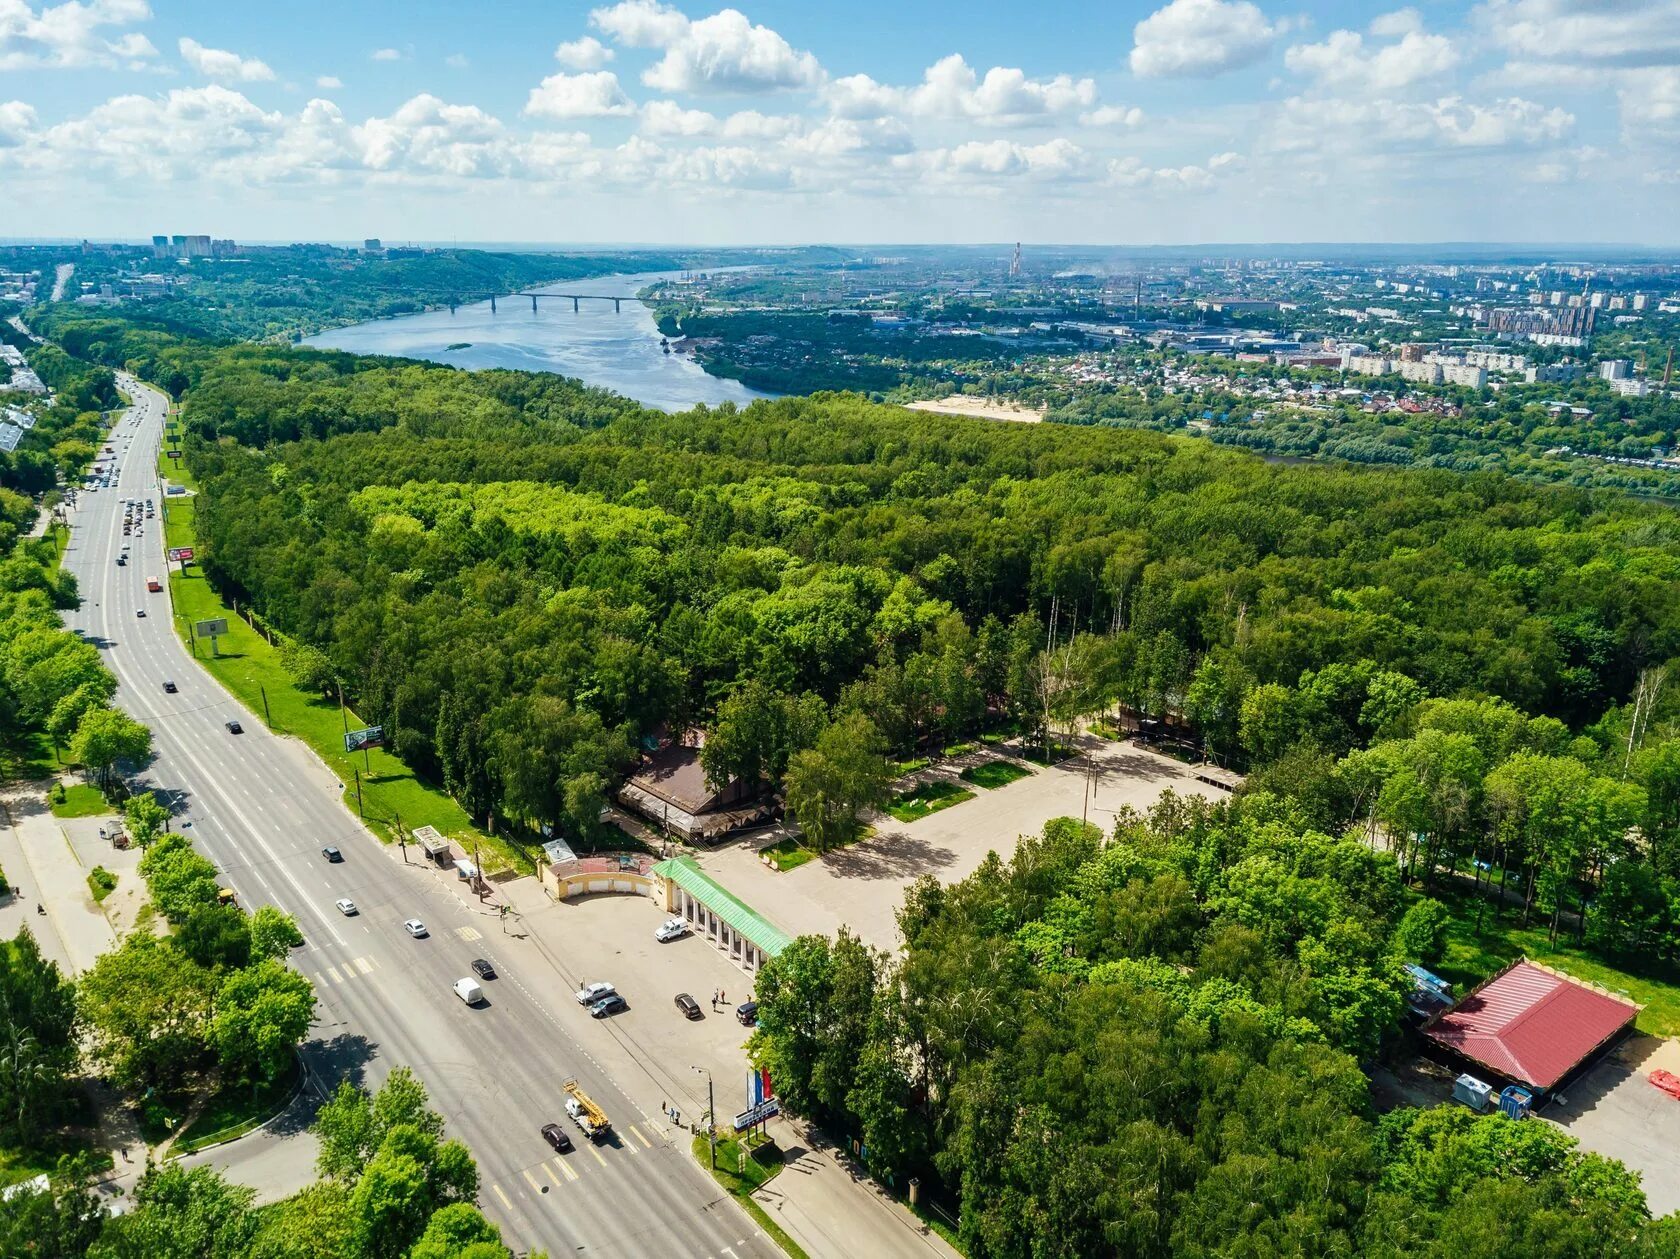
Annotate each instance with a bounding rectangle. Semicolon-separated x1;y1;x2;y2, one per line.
1423;959;1639;1094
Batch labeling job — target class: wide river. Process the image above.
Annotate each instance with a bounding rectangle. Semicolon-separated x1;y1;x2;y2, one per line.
303;269;775;412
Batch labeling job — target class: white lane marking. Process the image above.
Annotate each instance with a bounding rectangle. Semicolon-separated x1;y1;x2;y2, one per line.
324;965;343;984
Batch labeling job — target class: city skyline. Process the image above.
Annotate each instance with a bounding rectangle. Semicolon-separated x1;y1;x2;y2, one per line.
3;2;1679;245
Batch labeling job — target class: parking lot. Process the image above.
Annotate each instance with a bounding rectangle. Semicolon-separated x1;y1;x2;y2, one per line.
697;734;1230;947
503;882;763;1127
1549;1034;1680;1216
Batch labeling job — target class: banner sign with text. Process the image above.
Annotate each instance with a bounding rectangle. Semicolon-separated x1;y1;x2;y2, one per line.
345;725;385;753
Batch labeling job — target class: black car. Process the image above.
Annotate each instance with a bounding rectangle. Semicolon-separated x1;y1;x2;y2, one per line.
162;680;177;693
225;720;243;734
736;1001;759;1026
322;846;343;863
675;993;703;1020
471;958;496;980
540;1122;572;1153
589;993;627;1019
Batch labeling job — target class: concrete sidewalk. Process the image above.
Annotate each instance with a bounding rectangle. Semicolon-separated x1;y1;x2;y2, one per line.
0;784;115;975
753;1120;960;1259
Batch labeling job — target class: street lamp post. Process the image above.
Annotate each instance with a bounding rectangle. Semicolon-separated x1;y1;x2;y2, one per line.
693;1066;715;1167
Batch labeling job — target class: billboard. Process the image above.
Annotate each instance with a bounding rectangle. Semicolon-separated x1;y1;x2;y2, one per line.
345;725;385;753
192;618;228;638
167;546;194;562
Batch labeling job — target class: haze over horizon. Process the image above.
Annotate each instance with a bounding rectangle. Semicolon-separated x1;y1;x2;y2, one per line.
3;0;1677;245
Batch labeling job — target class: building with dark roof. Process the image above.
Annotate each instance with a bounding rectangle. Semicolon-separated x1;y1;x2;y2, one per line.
1422;958;1639;1095
617;744;771;842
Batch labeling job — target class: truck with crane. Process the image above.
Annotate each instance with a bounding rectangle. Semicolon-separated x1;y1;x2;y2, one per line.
562;1078;611;1142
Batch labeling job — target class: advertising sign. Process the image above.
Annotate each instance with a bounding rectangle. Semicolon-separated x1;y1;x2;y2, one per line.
732;1099;780;1131
344;725;386;753
167;546;195;562
192;618;229;638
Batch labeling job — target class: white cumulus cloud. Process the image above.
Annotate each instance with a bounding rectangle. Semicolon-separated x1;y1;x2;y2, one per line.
0;99;38;146
1285;28;1460;92
524;69;636;119
1130;0;1280;78
316;74;342;89
179;37;274;83
827;55;1097;127
554;35;614;69
1475;0;1680;71
590;1;822;93
640;98;717;135
1369;8;1422;38
1081;104;1144;128
370;47;402;61
0;0;157;70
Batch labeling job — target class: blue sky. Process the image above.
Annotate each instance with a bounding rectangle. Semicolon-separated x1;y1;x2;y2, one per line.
3;1;1677;245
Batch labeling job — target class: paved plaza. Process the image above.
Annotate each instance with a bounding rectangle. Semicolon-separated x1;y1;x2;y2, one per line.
694;734;1230;948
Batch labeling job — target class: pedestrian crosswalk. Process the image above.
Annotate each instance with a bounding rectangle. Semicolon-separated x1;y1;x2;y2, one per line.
320;955;379;985
485;1122;658;1208
454;925;482;942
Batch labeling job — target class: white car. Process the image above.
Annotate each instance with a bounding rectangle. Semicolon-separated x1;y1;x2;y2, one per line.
575;981;615;1006
335;898;358;916
402;919;428;938
654;917;689;943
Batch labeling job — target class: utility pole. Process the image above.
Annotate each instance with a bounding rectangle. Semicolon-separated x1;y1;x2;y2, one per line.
260;685;272;729
353;768;364;818
693;1066;716;1168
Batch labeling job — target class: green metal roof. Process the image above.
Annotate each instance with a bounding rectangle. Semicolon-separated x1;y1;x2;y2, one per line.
651;856;793;957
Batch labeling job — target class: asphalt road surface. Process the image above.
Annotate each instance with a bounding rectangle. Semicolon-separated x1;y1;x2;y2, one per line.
62;375;774;1259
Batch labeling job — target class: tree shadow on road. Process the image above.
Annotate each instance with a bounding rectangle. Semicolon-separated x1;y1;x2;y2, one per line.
302;1031;378;1100
819;832;959;881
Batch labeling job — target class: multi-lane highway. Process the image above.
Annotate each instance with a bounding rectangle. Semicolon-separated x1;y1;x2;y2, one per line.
62;375;774;1258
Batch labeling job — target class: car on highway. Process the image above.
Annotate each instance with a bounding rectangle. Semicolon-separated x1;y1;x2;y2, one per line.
335;898;358;916
402;918;428;938
471;958;496;980
135;608;146;618
654;917;689;943
575;981;615;1006
115;556;125;566
736;1001;759;1026
674;993;703;1020
322;845;343;862
589;994;627;1019
540;1122;573;1153
225;720;243;734
162;680;177;693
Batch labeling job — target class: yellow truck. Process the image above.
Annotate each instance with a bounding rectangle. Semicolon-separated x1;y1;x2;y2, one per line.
562;1078;611;1142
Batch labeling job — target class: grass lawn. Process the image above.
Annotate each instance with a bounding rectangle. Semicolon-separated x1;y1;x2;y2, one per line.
1019;739;1078;766
960;760;1033;790
169;1060;302;1157
87;866;117;903
1432;884;1680;1038
887;779;975;824
0;1139;112;1190
157;469;512;872
890;756;931;777
761;839;817;873
942;741;977;757
49;782;113;819
692;1132;809;1259
1;727;58;783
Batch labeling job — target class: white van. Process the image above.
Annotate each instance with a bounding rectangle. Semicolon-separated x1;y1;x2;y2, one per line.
453;977;485;1006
